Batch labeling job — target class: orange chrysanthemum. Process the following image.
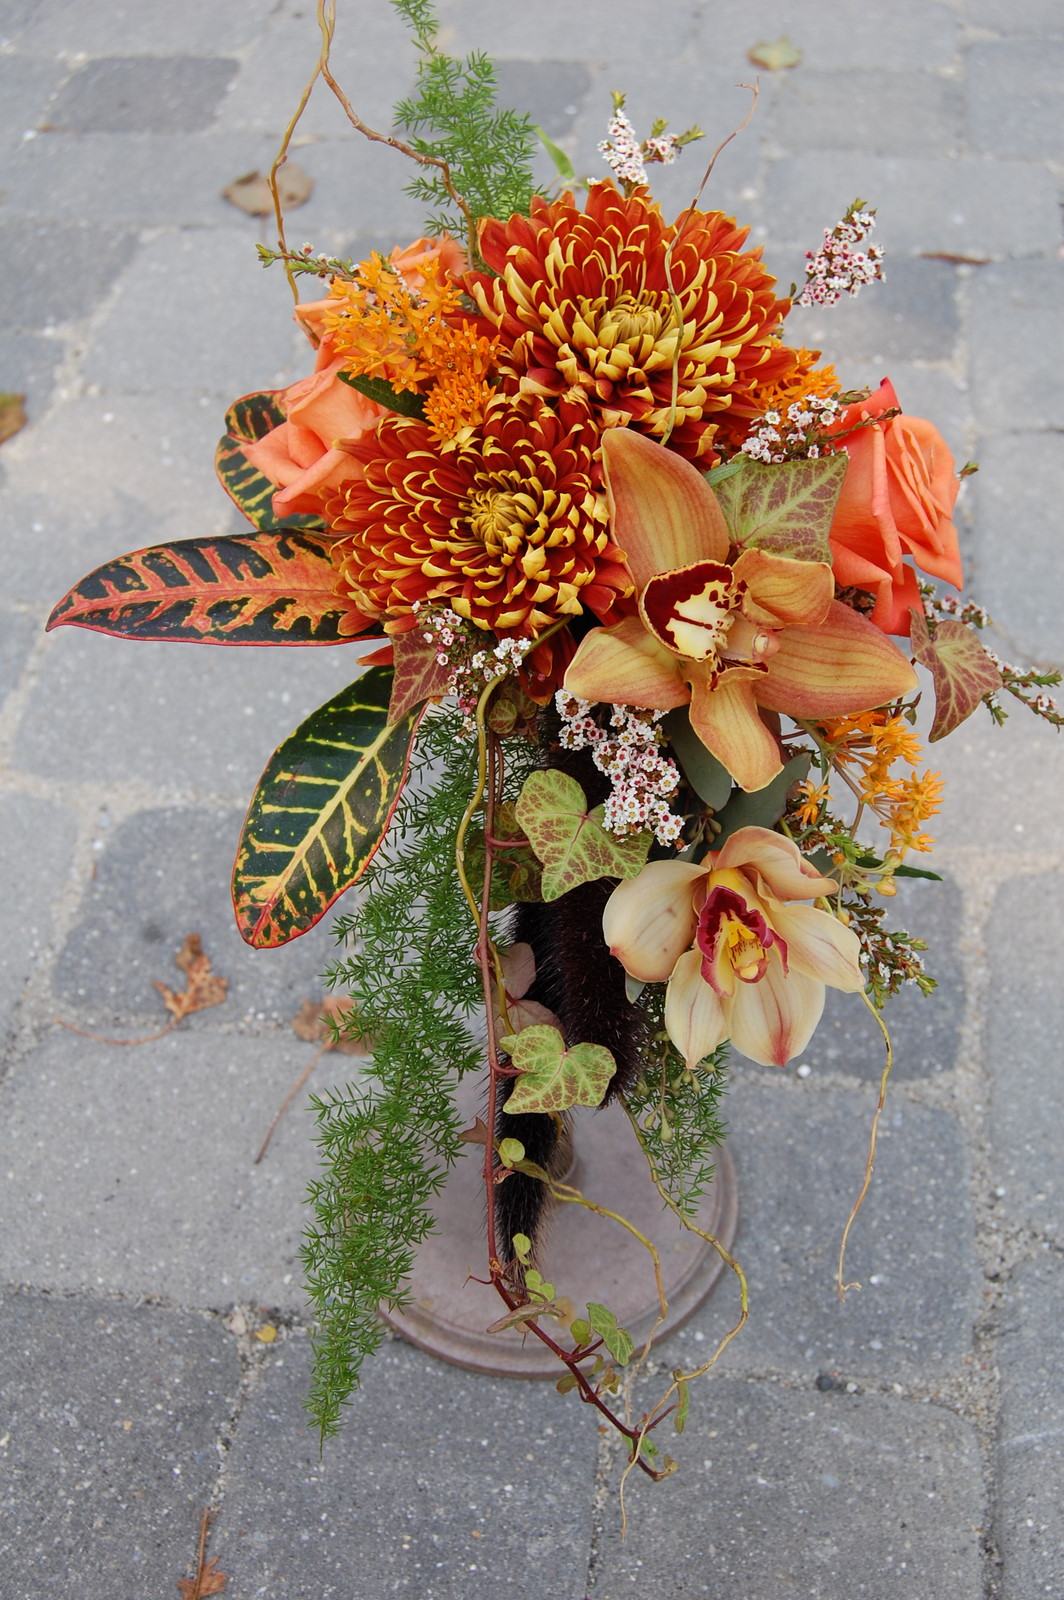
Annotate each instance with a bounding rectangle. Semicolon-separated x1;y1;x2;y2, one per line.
327;395;633;639
465;184;795;461
742;345;841;424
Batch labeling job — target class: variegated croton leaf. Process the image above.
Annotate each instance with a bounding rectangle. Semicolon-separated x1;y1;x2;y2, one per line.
46;531;371;646
233;666;422;948
216;390;326;532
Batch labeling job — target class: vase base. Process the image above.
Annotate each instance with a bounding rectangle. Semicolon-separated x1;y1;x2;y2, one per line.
380;1098;739;1379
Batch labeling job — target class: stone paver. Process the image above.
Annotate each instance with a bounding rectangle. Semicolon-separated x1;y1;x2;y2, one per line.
987;872;1064;1241
0;793;77;1038
218;1334;597;1599
596;1379;984;1598
669;1079;982;1381
1;3;1062;1594
47;57;238;134
0;1029;337;1308
55;804;346;1024
996;1253;1064;1600
0;1287;239;1600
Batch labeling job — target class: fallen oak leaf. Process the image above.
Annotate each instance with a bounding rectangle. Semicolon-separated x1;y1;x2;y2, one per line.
221;164;313;216
747;35;802;70
56;933;228;1046
155;933;228;1023
177;1507;227;1599
0;391;27;444
290;994;370;1055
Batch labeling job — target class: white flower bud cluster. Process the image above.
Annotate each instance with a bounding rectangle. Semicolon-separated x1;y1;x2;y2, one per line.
412;604;529;733
598;109;648;187
797;207;884;309
742;395;843;463
555;692;683;846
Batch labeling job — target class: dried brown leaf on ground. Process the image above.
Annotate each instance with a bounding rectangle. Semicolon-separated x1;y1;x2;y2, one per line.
222;163;313;216
747;36;802;70
154;934;229;1023
177;1508;227;1598
57;933;228;1046
0;392;27;444
290;994;370;1055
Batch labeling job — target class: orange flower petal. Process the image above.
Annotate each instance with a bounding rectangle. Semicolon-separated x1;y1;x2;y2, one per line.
602;429;730;591
563;616;689;709
687;664;784;792
733;548;834;629
756;600;917;717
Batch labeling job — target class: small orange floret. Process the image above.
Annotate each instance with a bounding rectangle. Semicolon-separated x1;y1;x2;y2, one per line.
752;346;841;418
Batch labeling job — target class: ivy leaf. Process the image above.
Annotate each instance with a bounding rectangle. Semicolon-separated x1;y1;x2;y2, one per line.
585;1302;635;1368
339;371;427;418
499;1024;616;1114
711;456;847;562
387;626;454;723
514;770;651;900
909;607;1001;742
662;705;734;808
710;752;811;849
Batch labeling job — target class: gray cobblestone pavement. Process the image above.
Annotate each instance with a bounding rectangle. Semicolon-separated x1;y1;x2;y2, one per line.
1;2;1061;1595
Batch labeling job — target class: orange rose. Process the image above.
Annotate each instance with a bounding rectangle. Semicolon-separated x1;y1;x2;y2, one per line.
829;378;963;636
244;235;467;520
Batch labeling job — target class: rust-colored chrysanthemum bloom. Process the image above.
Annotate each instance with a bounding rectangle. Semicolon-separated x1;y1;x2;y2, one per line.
465;184;796;462
327;395;633;639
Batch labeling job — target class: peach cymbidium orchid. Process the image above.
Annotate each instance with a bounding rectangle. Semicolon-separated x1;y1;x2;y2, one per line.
603;825;865;1068
563;429;918;791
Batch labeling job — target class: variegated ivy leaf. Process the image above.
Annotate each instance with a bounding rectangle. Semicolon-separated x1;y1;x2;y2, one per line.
710;455;847;562
909;607;1001;741
500;1024;616;1114
514;769;651;901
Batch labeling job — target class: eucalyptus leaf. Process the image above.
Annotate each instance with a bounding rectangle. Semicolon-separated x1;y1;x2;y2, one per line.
710;752;811;850
661;706;734;809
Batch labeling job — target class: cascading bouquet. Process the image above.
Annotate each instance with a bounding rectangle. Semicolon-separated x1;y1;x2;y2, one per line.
47;1;1061;1480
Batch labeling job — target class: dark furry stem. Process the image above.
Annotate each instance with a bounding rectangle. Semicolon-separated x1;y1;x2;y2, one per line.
494;725;647;1262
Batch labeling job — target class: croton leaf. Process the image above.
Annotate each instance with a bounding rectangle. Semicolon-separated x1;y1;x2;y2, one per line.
339;371;427;418
233;666;421;948
909;607;1000;741
711;455;847;562
500;1024;616;1114
387;626;454;722
514;770;651;901
710;751;812;850
46;531;371;646
215;390;326;533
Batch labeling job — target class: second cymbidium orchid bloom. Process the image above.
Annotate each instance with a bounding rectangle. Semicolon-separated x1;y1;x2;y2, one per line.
603;826;865;1068
563;429;918;791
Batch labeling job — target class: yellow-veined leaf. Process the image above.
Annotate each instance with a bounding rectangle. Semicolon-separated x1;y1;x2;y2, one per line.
216;390;326;532
46;531;372;645
233;667;421;948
